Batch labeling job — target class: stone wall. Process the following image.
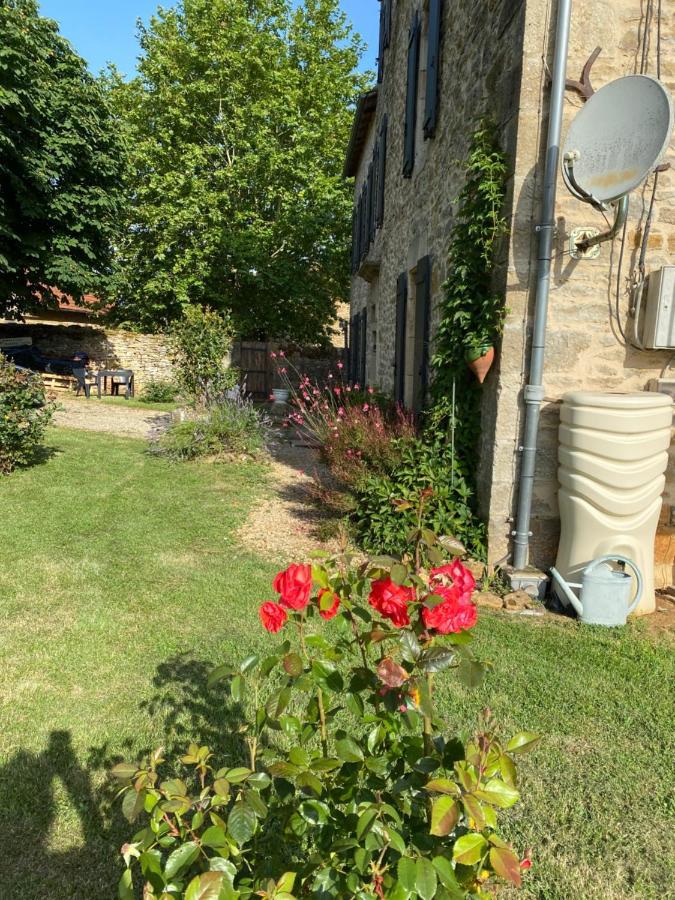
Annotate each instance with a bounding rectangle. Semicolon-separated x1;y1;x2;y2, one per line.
349;0;675;587
351;0;526;406
486;0;675;586
0;320;174;392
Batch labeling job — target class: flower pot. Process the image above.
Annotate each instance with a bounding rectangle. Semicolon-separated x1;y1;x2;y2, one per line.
271;388;289;403
465;345;495;383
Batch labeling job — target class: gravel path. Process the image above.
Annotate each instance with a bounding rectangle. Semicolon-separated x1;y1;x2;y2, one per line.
238;436;342;563
53;396;172;440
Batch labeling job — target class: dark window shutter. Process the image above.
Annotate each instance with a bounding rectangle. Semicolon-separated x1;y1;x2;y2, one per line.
359;188;367;262
377;0;392;83
366;162;375;245
413;255;432;414
360;309;368;385
349;313;359;381
376;116;388;228
394;273;408;405
423;0;443;139
352;204;359;273
403;12;421;178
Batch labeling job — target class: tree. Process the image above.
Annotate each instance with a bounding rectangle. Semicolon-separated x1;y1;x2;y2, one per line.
0;0;127;316
108;0;368;341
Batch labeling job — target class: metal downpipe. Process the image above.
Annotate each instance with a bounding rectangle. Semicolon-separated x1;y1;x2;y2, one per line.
512;0;573;570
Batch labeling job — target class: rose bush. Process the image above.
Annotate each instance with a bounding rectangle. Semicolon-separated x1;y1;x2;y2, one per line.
115;493;538;899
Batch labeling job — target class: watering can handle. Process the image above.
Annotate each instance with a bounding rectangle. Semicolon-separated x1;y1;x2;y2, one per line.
585;555;643;615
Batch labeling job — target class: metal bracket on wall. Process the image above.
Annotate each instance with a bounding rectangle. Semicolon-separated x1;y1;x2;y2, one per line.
565;46;602;100
570;226;601;259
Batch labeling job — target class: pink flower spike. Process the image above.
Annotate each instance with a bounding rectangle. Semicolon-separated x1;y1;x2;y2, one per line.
337;362;344;370
270;352;277;359
368;387;374;394
280;367;287;374
362;404;369;412
279;350;285;357
354;383;360;390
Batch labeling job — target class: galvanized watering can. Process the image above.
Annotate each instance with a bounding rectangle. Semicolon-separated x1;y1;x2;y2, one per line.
550;555;643;626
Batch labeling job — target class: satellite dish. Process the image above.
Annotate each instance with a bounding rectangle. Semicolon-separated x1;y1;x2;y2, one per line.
562;74;673;205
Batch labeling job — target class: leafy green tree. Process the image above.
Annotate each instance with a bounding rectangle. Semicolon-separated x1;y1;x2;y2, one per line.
108;0;368;341
0;0;127;316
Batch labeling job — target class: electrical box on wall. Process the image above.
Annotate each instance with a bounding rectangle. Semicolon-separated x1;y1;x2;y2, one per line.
641;266;675;349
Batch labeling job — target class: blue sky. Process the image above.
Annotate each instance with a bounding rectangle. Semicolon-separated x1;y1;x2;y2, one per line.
38;0;378;77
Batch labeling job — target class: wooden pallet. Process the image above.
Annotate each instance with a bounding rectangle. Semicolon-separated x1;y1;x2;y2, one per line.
41;373;75;392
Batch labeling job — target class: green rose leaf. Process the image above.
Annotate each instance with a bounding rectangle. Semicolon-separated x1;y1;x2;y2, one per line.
118;869;134;900
456;656;485;688
185;872;233;900
474;779;520;809
239;654;259;674
164;840;200;879
283;652;304;678
356;807;378;840
400;630;422;662
336;738;364;763
489;846;522;887
227;803;256;845
430;796;459;836
415;857;438;900
432;855;463;894
506;732;541;754
419;647;456;673
424;778;460;796
201;825;228;849
397;857;417;893
452;833;488;866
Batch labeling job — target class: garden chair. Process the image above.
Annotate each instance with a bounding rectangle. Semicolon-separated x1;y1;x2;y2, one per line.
73;367;97;399
110;369;135;399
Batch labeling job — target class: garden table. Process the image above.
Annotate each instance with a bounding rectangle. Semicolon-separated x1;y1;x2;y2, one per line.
95;369;135;399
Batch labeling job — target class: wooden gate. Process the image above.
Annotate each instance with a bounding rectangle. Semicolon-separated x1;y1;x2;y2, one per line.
233;341;274;398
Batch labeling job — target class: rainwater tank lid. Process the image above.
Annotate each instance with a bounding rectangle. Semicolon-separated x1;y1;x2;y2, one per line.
562;74;674;203
562;391;673;409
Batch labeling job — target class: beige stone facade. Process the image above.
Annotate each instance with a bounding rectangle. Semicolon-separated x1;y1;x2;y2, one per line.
347;0;675;586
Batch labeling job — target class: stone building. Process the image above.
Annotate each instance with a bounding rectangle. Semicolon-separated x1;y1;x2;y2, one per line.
345;0;675;587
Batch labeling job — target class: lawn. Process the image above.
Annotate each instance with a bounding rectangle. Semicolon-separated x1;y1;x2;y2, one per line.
0;427;673;899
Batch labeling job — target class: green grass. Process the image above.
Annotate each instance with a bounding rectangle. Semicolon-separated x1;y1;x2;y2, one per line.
0;428;673;899
81;394;178;412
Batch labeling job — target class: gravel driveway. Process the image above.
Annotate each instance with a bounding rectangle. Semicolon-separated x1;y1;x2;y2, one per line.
53;396;172;440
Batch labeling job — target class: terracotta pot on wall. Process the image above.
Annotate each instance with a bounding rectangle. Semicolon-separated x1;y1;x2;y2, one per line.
465;345;495;383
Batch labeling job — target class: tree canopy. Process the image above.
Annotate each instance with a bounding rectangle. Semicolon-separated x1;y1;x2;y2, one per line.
0;0;127;316
109;0;368;341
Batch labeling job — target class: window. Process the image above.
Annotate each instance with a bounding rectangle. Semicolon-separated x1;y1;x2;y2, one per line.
377;0;392;83
394;272;408;405
423;0;443;138
351;117;388;273
403;12;421;178
412;255;432;414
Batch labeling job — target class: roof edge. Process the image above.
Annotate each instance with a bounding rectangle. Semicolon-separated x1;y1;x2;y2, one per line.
343;88;379;178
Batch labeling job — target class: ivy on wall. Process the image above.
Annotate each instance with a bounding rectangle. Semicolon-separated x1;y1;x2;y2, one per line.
430;121;509;467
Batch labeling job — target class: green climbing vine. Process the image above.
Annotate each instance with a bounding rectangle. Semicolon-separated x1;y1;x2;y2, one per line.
429;121;509;467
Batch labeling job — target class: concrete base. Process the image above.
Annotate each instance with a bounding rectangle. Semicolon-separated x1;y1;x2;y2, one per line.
506;566;549;601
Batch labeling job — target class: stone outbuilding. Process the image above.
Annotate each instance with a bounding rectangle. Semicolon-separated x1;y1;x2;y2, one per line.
345;0;675;589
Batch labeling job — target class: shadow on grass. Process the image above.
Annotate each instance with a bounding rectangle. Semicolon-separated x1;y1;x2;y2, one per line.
0;655;250;899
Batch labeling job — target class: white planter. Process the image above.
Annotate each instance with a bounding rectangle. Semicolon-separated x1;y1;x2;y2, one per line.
271;388;289;403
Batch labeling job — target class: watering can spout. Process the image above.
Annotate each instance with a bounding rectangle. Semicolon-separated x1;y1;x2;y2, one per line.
550;567;584;616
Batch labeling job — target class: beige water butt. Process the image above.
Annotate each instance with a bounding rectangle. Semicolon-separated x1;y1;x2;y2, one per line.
555;391;673;616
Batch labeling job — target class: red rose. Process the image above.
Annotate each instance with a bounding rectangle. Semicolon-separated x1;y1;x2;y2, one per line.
259;602;288;633
368;577;414;628
317;588;340;620
430;559;476;602
422;584;477;634
273;563;312;610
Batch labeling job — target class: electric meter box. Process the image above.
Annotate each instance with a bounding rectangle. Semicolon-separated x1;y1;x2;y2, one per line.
642;266;675;349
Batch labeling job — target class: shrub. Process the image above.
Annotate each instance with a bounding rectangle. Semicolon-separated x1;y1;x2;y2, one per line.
352;436;487;560
157;396;267;460
141;379;178;403
168;306;237;408
114;501;537;898
0;356;54;474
